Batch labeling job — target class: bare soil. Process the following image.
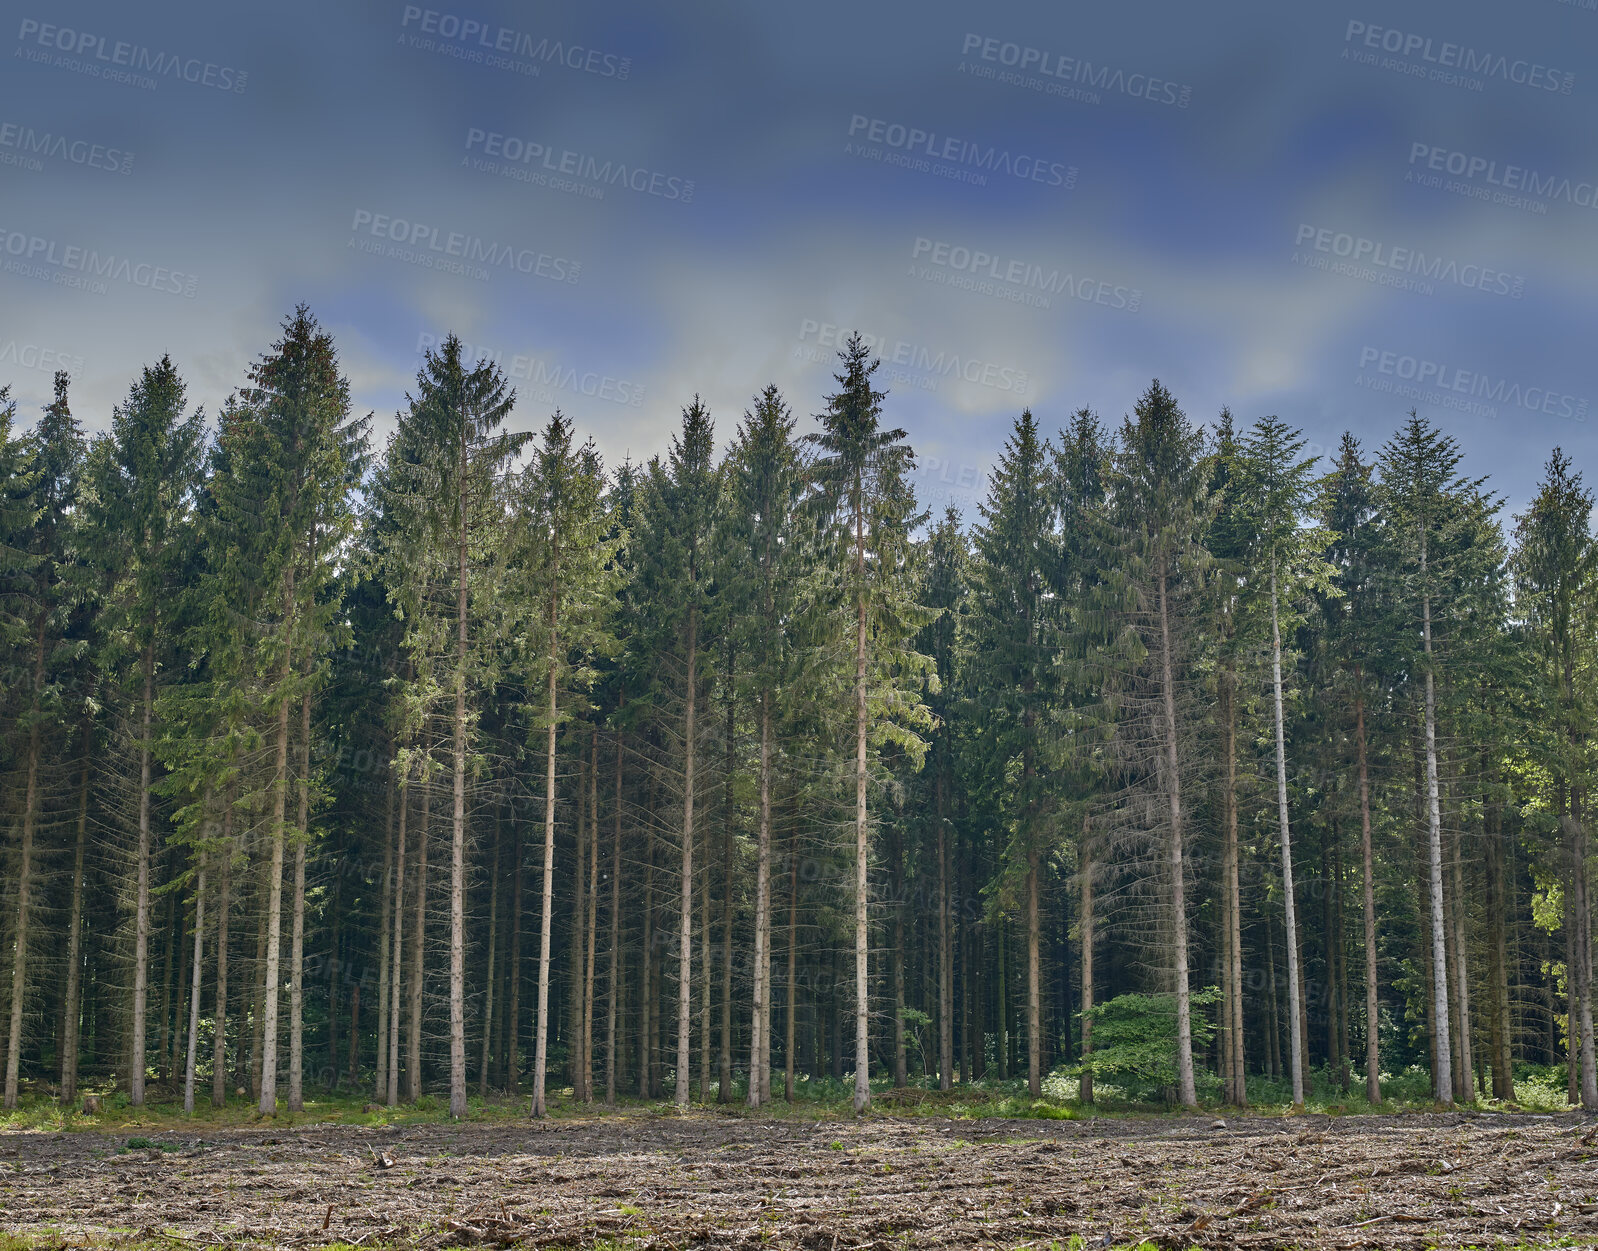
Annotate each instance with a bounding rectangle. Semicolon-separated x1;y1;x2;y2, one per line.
2;1109;1597;1249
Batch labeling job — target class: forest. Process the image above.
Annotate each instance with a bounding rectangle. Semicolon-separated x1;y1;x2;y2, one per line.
0;303;1592;1124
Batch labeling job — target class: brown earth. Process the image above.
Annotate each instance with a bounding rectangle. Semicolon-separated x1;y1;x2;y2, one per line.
2;1109;1596;1249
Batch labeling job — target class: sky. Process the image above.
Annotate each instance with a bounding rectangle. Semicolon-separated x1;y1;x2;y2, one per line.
2;0;1594;520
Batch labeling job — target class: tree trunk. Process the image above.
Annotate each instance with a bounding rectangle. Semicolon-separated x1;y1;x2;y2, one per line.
1268;558;1305;1110
1419;559;1454;1106
1448;818;1475;1102
480;809;501;1097
375;752;395;1101
1354;680;1381;1105
408;766;431;1102
507;808;522;1096
784;835;799;1102
677;604;698;1108
1483;751;1513;1101
893;824;907;1089
4;629;44;1110
607;735;623;1107
720;668;734;1103
132;640;157;1106
749;693;772;1107
60;727;93;1108
449;487;470;1121
584;733;600;1104
937;760;952;1092
852;492;871;1115
289;692;311;1113
1221;660;1246;1106
212;807;233;1108
1156;555;1198;1108
532;551;560;1118
1079;822;1094;1105
260;617;292;1115
640;778;655;1101
386;764;410;1107
183;862;206;1115
1026;852;1041;1098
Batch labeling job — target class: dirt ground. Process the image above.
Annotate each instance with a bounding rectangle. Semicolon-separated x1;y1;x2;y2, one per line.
2;1109;1597;1249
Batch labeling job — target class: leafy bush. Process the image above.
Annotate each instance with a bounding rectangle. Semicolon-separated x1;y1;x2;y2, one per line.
1075;987;1219;1104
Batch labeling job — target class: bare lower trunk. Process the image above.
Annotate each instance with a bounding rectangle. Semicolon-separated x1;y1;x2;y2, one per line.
386;766;410;1108
1420;571;1454;1105
677;605;698;1108
450;497;470;1121
1026;852;1041;1097
133;642;156;1106
937;760;952;1091
260;630;292;1115
1157;556;1198;1108
289;692;311;1113
183;862;207;1115
532;560;560;1118
1079;823;1094;1104
607;736;622;1107
375;754;395;1101
1355;682;1381;1105
584;734;600;1103
479;811;501;1097
1270;561;1305;1110
719;681;734;1102
212;811;233;1108
507;812;522;1096
749;695;772;1107
1449;819;1475;1102
852;499;871;1114
1221;661;1246;1106
408;770;431;1102
784;839;798;1102
60;734;92;1107
4;685;42;1109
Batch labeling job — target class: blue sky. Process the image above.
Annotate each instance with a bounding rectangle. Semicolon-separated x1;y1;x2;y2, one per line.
2;0;1594;518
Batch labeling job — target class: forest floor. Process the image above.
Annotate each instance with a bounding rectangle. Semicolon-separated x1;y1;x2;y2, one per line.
2;1108;1597;1250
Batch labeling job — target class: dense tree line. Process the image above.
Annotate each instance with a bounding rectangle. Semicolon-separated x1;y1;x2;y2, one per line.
0;308;1593;1116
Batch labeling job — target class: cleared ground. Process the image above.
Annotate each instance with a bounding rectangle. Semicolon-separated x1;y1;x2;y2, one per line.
2;1110;1596;1249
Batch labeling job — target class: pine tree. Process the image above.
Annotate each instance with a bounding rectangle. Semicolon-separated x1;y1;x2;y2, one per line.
82;356;205;1106
0;376;80;1108
633;399;721;1108
970;410;1059;1098
1514;448;1598;1109
724;385;807;1107
518;412;616;1117
803;333;934;1112
1319;433;1387;1104
1375;413;1487;1107
1236;414;1336;1109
